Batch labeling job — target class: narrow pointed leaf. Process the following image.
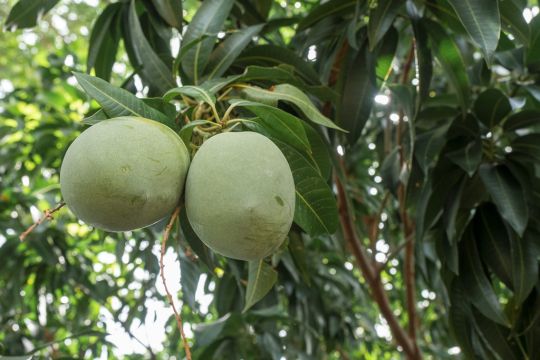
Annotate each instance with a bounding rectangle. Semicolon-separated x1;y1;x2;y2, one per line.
181;0;235;84
367;0;403;50
128;1;175;94
164;86;216;106
297;0;357;31
243;260;277;312
5;0;59;30
510;230;539;305
479;164;528;236
152;0;182;29
205;24;264;80
447;0;501;61
73;72;175;129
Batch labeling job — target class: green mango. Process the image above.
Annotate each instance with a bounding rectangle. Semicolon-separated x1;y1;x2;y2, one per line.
185;131;295;261
60;116;189;231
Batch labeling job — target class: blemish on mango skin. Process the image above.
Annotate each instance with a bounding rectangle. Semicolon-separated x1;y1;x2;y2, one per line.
275;196;284;206
121;165;131;173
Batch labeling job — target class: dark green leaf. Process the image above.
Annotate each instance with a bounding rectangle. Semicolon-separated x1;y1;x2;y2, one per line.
526;15;540;71
128;1;175;94
447;0;501;61
337;44;377;144
152;0;182;29
179;252;200;309
275;140;339;236
205;24;264;80
164;86;216;105
446;137;482;176
375;26;398;84
288;231;311;285
180;209;215;271
181;0;235;84
510;230;539;305
302;122;332;180
426;19;471;113
367;0;403;51
474;88;512;129
500;0;530;46
243;260;277;312
473;311;518;360
5;0;59;30
380;147;401;195
511;134;540;163
414;122;452;174
479;164;528;236
297;0;357;31
503;110;540;131
73;72;176;129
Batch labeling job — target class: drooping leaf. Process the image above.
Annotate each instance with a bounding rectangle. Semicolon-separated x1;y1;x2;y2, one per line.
297;0;358;31
274;140;339;236
461;229;510;326
426;19;470;113
287;231;311;285
367;0;403;51
447;0;501;61
243;260;277;312
374;26;399;85
302;122;332;180
128;1;175;94
408;8;432;102
473;88;512;129
337;43;377;144
180;0;235;84
205;24;264;80
475;204;513;288
510;230;539;305
473;311;519;360
479;164;528;236
499;0;530;46
87;4;122;82
5;0;59;30
73;72;176;129
240;84;345;131
152;0;182;29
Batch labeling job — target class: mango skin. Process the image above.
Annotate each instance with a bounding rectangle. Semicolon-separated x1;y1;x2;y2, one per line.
60;116;190;231
185;132;295;261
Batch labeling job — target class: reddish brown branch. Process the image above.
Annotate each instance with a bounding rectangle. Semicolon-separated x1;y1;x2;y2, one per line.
160;206;192;360
19;202;66;241
335;176;417;358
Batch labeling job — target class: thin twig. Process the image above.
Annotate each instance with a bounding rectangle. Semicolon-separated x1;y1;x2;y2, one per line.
19;202;66;241
160;206;192;360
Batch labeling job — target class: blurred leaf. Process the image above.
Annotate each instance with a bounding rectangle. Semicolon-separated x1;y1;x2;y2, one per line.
447;0;500;61
181;0;235;84
367;0;402;51
510;135;540;163
193;313;243;347
240;84;345;131
179;252;200;309
499;0;530;46
479;164;528;236
288;231;311;285
380;147;401;195
297;0;357;31
337;43;377;144
510;230;539;305
274;140;338;236
243;260;277;312
503;110;540;131
128;1;175;94
526;16;540;71
462;229;510;326
415;123;452;174
474;89;511;129
473;311;518;360
375;26;398;85
180;209;215;271
73;72;176;129
5;0;59;30
426;19;470;113
449;281;477;359
446;137;482;176
205;24;264;80
152;0;182;29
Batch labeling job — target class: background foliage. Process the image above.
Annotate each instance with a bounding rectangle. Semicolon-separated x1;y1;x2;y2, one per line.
1;0;540;359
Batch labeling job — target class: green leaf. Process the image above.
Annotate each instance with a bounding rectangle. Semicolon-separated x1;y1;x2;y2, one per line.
243;260;277;312
426;19;471;113
181;0;235;84
288;231;311;285
510;230;539;305
297;0;357;31
503;110;540;131
193;313;243;347
414;123;452;174
375;26;399;85
164;85;216;106
87;4;122;82
526;14;540;71
178;120;215;147
448;281;477;359
229;99;311;153
511;134;540;162
499;0;530;46
180;209;215;271
241;84;345;131
475;204;513;288
205;24;264;80
82;109;108;125
73;72;176;129
128;1;175;94
5;0;59;30
274;139;339;236
410;18;432;102
479;164;528;236
302;122;332;180
380;147;401;195
446;137;482;176
367;0;403;51
473;88;512;129
462;229;510;326
179;252;200;309
447;0;501;61
235;45;321;85
337;45;376;143
473;311;519;360
152;0;182;29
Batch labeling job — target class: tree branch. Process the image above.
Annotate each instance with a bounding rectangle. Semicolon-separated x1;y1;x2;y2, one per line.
160;206;192;360
19;202;66;241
